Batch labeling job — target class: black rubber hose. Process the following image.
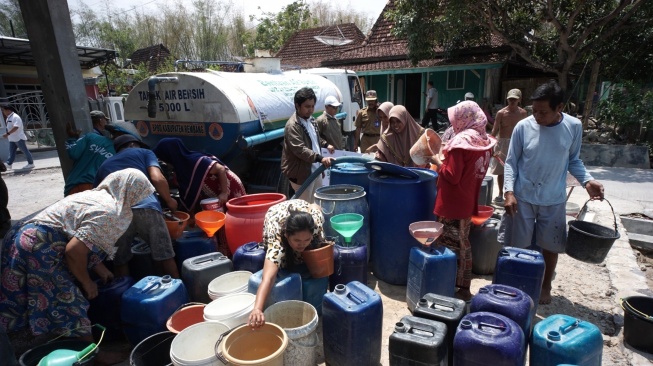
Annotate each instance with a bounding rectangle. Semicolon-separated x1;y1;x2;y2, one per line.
291;156;374;200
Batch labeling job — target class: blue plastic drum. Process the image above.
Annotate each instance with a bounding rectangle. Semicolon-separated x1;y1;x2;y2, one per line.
314;184;369;256
329;163;373;198
368;168;437;285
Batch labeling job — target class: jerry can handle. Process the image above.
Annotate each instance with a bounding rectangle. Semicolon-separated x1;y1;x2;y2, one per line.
141;275;172;292
478;322;506;331
559;319;580;334
430;302;455;312
493;288;517;297
346;291;366;305
141;281;160;293
515;252;536;260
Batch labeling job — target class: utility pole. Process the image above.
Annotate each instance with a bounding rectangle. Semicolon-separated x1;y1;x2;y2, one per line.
17;0;93;178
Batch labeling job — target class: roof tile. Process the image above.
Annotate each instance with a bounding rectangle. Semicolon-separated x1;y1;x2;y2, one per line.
275;23;366;69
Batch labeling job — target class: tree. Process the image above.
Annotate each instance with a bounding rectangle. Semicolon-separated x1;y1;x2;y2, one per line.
309;0;373;33
387;0;653;90
0;0;26;38
252;0;316;53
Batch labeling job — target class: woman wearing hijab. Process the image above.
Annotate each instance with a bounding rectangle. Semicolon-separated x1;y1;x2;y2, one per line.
364;102;394;153
152;138;246;256
375;105;427;167
429;101;497;301
0;169;154;355
152;138;246;212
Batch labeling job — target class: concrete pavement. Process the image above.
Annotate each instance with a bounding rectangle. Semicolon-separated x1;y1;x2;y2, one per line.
18;151;653;297
7;149;653;363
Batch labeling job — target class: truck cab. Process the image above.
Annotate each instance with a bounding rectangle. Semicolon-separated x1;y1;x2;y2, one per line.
286;68;364;151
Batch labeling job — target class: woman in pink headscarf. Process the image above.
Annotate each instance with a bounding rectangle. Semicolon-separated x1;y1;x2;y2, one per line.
375;105;427;167
429;101;497;300
364;102;394;153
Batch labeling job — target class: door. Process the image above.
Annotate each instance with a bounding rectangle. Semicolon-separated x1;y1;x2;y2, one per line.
405;73;422;119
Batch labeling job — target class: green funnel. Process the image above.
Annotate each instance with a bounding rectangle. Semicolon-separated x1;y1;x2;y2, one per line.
38;343;97;366
330;213;363;244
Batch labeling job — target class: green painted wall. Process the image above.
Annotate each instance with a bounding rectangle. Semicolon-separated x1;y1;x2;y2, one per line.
424;69;486;108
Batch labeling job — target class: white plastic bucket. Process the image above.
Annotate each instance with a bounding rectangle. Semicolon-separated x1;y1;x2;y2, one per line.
207;271;252;301
263;300;318;366
170;321;229;366
204;292;255;329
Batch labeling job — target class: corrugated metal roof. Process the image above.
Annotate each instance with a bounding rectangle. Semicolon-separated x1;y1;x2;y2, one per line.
0;36;117;68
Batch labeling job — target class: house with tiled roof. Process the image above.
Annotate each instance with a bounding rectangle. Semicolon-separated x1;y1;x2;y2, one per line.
276;1;519;119
130;44;171;73
275;23;366;69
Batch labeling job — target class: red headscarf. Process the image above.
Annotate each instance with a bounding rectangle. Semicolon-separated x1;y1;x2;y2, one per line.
443;101;497;152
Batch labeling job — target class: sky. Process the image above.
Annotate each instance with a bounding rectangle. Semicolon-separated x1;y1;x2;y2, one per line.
68;0;387;26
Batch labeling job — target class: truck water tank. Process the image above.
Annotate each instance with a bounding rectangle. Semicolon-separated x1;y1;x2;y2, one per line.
124;71;342;161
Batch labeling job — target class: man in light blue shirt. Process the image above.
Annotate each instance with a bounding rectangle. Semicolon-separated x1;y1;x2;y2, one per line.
503;80;604;304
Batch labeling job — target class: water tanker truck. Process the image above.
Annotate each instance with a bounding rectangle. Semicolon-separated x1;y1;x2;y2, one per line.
124;59;364;194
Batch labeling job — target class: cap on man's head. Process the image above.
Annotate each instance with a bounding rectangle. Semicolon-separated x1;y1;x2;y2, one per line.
90;110;107;120
114;134;148;151
464;92;475;100
507;89;522;100
365;90;378;101
324;95;342;107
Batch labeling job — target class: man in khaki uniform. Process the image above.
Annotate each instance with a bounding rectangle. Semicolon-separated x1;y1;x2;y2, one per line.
316;95;344;150
354;90;380;153
490;88;527;204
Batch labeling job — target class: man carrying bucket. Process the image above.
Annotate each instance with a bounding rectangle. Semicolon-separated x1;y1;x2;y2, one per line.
501;80;604;304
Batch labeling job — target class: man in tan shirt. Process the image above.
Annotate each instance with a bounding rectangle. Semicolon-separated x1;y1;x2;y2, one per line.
490;89;527;204
353;90;380;153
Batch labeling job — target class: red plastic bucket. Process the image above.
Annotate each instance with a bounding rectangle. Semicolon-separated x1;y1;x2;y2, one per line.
166;303;206;333
225;193;286;255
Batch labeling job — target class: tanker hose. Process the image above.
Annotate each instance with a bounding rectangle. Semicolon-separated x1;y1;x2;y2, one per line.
147;91;157;118
291;155;374;200
147;76;179;118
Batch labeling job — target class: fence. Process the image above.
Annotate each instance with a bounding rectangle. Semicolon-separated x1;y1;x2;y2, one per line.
5;91;54;148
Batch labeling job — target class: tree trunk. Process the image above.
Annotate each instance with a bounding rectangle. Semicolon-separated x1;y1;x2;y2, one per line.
582;59;601;129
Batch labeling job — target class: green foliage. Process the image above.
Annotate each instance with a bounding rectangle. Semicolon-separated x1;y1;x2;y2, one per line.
387;0;653;89
0;0;25;37
252;1;316;53
97;58;176;96
598;81;653;142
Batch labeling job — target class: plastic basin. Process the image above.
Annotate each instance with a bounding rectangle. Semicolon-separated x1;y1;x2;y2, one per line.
165;211;190;239
471;205;494;226
408;221;444;245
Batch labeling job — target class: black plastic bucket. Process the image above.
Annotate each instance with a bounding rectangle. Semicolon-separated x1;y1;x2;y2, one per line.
621;296;653;353
129;331;175;366
566;199;620;263
19;340;97;366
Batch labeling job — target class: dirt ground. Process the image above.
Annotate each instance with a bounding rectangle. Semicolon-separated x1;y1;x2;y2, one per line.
3;168;651;365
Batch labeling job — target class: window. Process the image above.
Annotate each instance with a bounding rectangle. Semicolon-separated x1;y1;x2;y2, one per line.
447;70;465;90
113;102;123;121
349;76;363;108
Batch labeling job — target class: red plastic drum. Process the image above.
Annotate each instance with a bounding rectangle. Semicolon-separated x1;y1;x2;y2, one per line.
225;193;286;254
